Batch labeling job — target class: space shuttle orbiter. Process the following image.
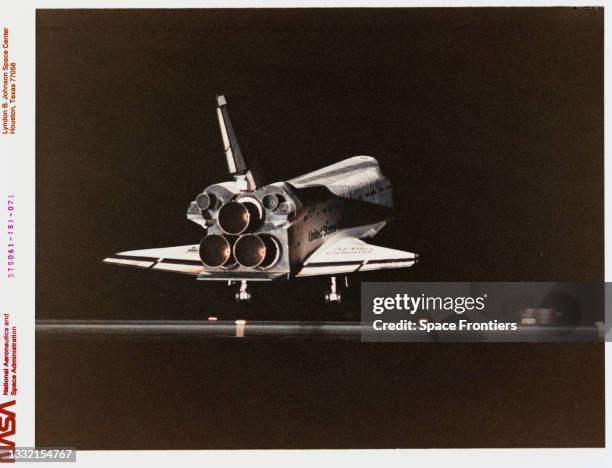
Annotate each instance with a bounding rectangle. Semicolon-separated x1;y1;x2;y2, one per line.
104;96;418;302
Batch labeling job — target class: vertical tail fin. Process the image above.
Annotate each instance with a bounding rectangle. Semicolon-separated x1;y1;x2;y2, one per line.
216;95;259;191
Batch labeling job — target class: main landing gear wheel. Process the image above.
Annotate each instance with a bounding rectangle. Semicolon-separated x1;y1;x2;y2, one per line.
234;280;252;303
324;276;342;304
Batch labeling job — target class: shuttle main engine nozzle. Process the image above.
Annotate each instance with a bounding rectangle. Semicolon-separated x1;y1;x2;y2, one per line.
233;234;280;269
217;200;262;235
199;234;235;268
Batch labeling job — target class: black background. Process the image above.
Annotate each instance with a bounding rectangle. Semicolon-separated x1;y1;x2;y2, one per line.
36;8;604;448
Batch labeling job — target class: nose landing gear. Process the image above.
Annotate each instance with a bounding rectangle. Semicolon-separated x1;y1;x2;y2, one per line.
233;280;251;303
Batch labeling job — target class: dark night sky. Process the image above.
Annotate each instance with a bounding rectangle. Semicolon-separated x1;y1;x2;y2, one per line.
36;8;604;449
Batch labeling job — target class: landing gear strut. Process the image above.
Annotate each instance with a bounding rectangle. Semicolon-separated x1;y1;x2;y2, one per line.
325;276;342;304
234;280;251;303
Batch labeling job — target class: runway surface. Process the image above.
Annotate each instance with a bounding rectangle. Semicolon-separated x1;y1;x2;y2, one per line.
35;319;605;342
36;319;362;339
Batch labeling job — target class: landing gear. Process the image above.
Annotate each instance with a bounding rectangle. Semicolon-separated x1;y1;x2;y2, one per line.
325;276;342;304
234;280;252;303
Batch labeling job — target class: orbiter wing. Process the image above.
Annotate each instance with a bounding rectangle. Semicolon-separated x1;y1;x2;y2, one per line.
296;236;417;277
103;245;203;275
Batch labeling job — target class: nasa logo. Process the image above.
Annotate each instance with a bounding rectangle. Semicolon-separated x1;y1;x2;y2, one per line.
0;400;15;463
